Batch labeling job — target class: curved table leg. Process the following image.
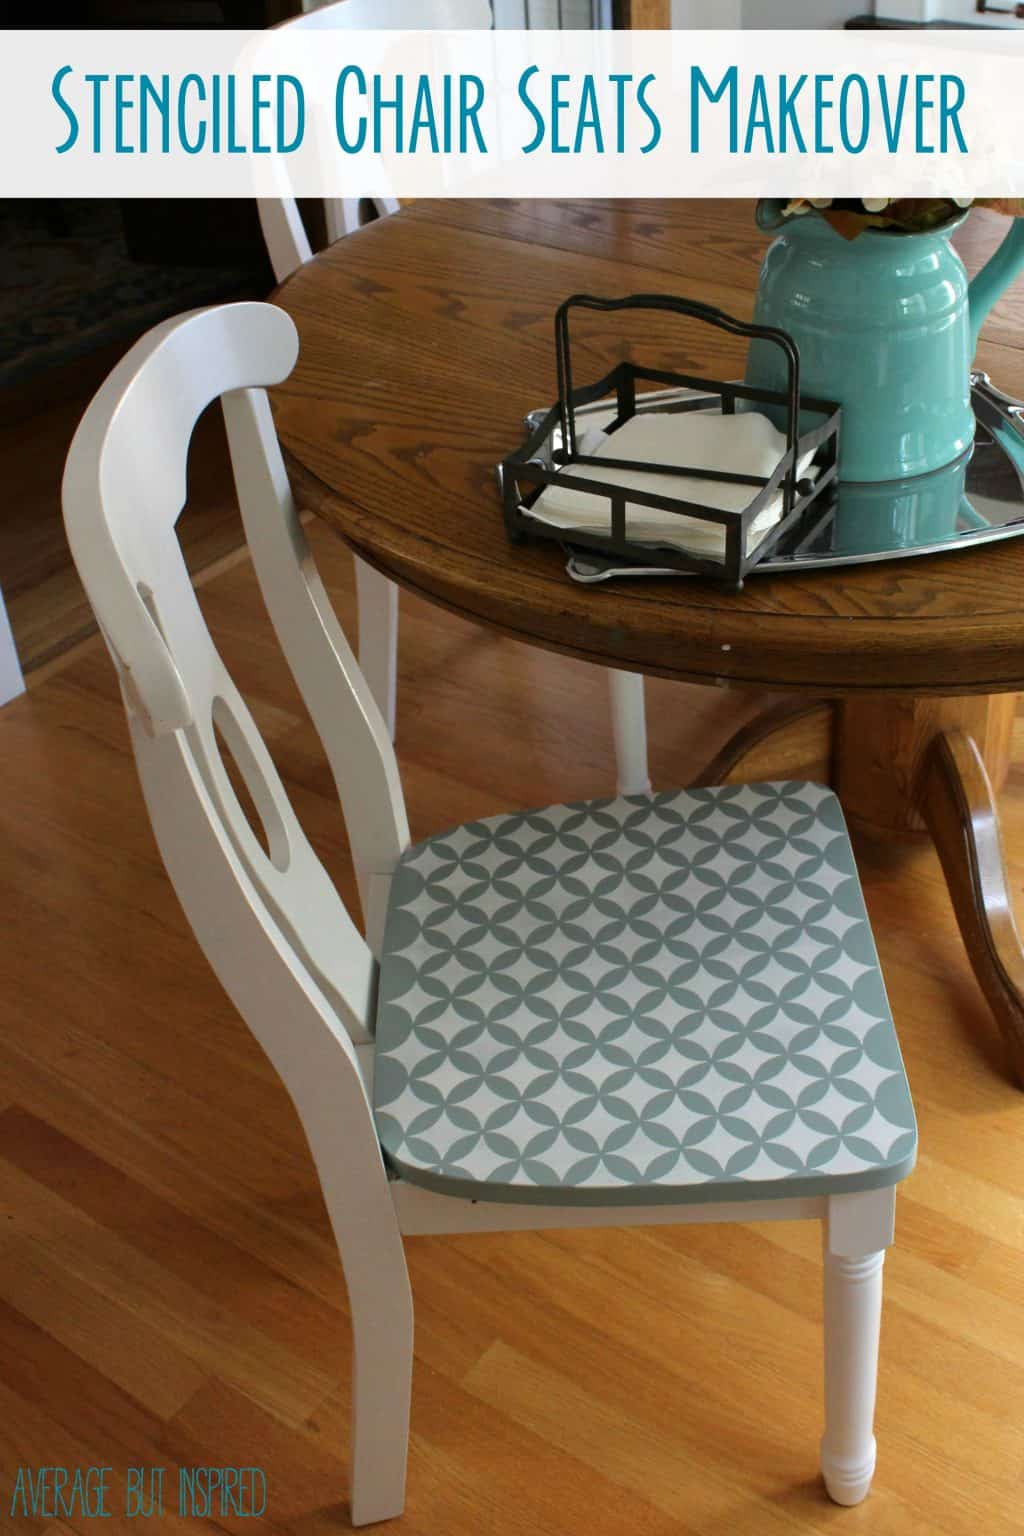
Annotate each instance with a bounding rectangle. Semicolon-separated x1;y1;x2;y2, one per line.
919;729;1024;1088
692;698;835;789
693;692;1024;1087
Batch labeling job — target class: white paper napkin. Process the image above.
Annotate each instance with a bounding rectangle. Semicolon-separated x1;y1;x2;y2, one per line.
526;408;816;559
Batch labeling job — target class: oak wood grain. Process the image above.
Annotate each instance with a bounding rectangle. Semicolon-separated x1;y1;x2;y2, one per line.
836;695;1018;839
920;730;1024;1088
692;698;834;788
272;200;1024;695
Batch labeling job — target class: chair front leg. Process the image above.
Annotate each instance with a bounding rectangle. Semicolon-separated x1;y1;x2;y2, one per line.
820;1246;884;1505
820;1187;895;1507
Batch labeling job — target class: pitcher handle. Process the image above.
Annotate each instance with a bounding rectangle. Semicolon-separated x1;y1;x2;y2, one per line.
969;214;1024;358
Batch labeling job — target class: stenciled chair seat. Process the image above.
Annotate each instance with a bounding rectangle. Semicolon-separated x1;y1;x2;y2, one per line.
375;781;916;1205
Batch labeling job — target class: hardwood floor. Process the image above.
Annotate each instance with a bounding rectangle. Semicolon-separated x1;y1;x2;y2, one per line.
2;514;1024;1534
0;389;250;676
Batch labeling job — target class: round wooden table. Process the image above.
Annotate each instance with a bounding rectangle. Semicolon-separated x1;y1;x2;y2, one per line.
271;197;1024;1085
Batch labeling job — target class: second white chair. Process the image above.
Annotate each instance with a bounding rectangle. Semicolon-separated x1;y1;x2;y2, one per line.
256;0;652;794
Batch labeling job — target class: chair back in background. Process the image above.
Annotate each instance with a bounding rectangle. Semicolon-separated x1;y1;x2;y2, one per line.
260;0;494;281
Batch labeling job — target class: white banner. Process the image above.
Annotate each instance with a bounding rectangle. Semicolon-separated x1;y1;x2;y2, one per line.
1;28;1021;198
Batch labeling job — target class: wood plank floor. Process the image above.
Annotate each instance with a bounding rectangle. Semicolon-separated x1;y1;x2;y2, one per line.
2;511;1024;1534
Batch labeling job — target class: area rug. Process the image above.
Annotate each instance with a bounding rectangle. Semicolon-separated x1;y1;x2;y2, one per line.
1;199;268;390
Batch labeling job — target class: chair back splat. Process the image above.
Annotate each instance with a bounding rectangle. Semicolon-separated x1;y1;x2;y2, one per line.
63;301;407;1061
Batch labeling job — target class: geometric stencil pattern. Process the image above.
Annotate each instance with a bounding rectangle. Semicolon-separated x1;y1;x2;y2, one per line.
374;783;917;1206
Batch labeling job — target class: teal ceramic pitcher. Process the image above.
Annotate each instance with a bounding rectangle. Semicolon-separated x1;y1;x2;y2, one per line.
745;201;1024;484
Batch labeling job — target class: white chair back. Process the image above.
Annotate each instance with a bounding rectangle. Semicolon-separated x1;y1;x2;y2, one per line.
258;0;493;282
63;302;409;1084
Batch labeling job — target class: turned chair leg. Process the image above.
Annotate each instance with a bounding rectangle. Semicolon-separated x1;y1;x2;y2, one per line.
607;668;652;797
820;1245;885;1505
819;1188;895;1507
354;556;399;742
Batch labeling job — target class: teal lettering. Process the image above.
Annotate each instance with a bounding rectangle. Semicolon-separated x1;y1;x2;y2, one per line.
519;65;545;153
409;74;439;152
373;75;402;153
609;72;631;151
178;73;206;153
126;1465;162;1518
139;73;170;152
814;73;835;153
574;75;603;153
879;74;908;152
114;73;133;151
459;74;486;152
915;73;935;152
10;1468;30;1518
638;72;660;153
776;72;807;153
691;65;737;152
335;65;367;152
85;74;108;151
52;65;78;152
743;74;774;153
839;73;869;153
251;72;271;152
940;73;967;152
227;75;245;153
550;73;572;153
278;74;304;152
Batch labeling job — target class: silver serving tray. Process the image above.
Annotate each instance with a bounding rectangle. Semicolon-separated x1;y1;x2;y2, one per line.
522;374;1024;583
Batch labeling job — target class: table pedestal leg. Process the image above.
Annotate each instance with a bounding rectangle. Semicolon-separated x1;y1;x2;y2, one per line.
917;727;1024;1087
693;692;1024;1085
693;699;836;789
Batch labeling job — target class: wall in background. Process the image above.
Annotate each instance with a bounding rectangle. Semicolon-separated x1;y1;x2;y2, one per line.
672;0;871;24
878;1;1023;19
670;0;740;23
671;0;1024;24
742;0;869;22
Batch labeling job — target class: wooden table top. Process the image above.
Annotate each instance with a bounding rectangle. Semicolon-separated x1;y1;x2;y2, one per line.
271;199;1024;697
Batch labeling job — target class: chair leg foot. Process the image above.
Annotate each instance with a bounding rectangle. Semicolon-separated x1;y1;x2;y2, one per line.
607;668;651;797
820;1249;884;1507
820;1439;877;1507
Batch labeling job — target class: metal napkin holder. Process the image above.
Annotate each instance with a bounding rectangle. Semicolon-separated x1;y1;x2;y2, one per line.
498;293;842;590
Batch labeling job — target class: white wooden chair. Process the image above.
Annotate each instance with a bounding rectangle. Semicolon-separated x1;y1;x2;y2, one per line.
63;302;917;1527
256;0;652;795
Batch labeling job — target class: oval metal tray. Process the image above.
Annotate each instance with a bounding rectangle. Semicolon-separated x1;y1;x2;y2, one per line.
520;374;1024;583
